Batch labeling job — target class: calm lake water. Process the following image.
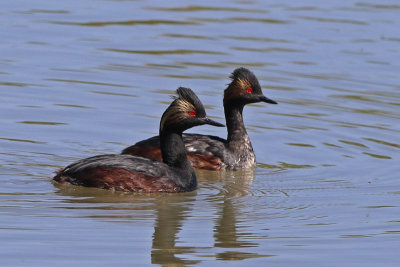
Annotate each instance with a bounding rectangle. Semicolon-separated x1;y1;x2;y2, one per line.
1;0;400;266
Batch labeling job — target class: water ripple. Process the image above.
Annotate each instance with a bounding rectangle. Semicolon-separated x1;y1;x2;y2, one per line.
296;16;368;25
103;48;228;55
45;19;198;27
146;5;267;13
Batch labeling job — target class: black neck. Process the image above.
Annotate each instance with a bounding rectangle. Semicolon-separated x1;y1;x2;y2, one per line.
224;103;250;145
160;130;194;173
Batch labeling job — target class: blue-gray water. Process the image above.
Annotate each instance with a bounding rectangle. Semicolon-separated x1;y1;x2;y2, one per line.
1;0;400;266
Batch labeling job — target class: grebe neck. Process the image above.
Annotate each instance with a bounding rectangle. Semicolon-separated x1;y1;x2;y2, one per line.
224;104;252;150
160;131;194;172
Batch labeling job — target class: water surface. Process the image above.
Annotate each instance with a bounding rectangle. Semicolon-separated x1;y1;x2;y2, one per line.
1;0;400;266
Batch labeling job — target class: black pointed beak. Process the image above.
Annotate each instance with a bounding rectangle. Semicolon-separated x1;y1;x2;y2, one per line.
201;117;225;127
259;95;278;104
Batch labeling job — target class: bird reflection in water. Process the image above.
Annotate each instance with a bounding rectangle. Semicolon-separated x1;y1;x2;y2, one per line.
197;168;264;260
53;167;268;263
151;194;199;265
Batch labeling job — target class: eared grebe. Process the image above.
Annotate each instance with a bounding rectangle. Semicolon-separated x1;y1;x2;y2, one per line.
122;68;277;170
53;87;224;192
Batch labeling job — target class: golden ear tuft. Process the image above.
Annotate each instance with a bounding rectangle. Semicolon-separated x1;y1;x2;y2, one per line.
237;78;252;90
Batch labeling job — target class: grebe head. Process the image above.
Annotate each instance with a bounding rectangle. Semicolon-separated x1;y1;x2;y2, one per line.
160;87;224;134
224;67;277;106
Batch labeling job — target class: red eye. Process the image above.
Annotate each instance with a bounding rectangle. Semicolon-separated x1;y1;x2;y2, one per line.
189;110;197;117
246;87;253;93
